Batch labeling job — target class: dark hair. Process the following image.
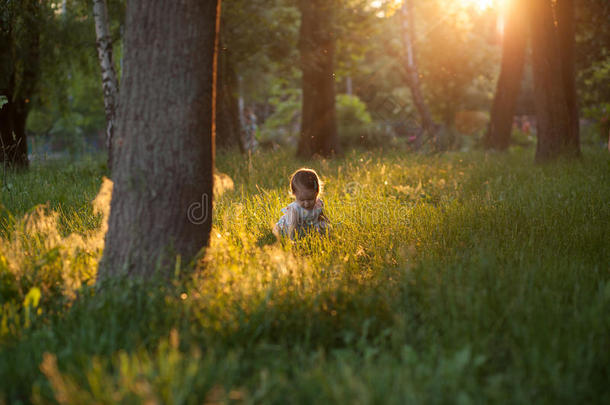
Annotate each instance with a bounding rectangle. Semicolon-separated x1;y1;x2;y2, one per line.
290;168;320;194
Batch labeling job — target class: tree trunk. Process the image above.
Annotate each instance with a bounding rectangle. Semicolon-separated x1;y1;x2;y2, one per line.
93;0;119;170
215;42;244;151
530;0;577;161
297;0;340;158
484;0;527;150
400;0;436;134
0;98;29;169
98;0;219;280
555;0;580;154
0;0;40;169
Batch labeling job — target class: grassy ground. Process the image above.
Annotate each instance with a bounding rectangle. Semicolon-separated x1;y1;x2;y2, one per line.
0;148;609;404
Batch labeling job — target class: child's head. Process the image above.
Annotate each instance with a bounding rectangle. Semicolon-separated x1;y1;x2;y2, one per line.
290;168;321;210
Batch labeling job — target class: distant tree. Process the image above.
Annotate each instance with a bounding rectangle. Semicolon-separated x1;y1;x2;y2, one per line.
98;0;218;279
0;0;46;168
217;0;299;150
556;0;580;150
93;0;119;170
484;0;527;150
400;0;437;135
215;38;244;151
530;0;580;161
297;0;340;158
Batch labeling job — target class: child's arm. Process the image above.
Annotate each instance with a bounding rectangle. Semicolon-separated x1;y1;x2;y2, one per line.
317;210;330;234
286;206;298;240
274;206;297;240
316;199;329;230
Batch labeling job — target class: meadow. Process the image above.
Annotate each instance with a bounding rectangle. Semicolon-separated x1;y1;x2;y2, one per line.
1;148;609;404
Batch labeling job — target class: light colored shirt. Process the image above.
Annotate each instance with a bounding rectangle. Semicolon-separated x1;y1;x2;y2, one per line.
275;199;328;238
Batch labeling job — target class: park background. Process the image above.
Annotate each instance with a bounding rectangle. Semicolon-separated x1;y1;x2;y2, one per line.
1;0;609;403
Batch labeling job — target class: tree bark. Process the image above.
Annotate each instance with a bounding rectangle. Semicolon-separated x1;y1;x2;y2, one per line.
555;0;580;154
93;0;119;170
530;0;578;161
0;0;40;169
297;0;340;158
484;0;527;150
0;98;29;169
215;42;244;151
98;0;219;280
400;0;436;134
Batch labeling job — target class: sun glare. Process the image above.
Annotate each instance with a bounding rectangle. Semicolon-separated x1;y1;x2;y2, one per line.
369;0;501;17
460;0;496;12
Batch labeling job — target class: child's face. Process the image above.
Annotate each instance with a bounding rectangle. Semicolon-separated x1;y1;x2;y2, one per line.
294;185;318;210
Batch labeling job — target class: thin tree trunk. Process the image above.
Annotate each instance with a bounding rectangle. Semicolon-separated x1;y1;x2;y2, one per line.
346;76;353;95
297;0;340;158
238;75;245;128
530;0;575;161
400;0;436;134
93;0;119;170
555;0;580;154
98;0;219;280
484;0;527;150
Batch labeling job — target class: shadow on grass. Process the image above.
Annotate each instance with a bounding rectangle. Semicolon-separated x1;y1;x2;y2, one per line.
256;229;277;247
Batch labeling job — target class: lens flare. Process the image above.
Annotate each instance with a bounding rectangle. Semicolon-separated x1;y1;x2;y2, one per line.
457;0;498;12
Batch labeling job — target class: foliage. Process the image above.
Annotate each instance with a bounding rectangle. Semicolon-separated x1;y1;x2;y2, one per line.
582;103;610;145
222;0;300;105
259;91;379;148
0;0;125;158
336;94;378;147
25;0;124;143
0;0;49;97
575;0;610;106
337;94;372;127
258;84;302;146
0;148;609;403
415;0;499;125
337;0;499;136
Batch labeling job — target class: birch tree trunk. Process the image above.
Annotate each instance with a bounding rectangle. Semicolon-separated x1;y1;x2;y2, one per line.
98;0;219;280
93;0;119;170
400;0;436;134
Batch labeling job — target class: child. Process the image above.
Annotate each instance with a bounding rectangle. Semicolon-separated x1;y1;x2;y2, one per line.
274;168;329;240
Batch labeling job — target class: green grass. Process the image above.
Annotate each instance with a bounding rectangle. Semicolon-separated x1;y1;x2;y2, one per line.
0;156;106;237
1;148;609;404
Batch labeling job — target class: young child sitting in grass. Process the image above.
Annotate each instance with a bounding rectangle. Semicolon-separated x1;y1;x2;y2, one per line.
273;168;329;240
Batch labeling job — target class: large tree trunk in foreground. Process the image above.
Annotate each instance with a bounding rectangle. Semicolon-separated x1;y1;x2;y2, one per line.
98;0;219;279
297;0;340;158
93;0;119;170
530;0;579;161
484;0;527;150
400;0;436;134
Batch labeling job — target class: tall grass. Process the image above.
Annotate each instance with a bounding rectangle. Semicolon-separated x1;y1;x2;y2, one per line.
0;148;608;404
